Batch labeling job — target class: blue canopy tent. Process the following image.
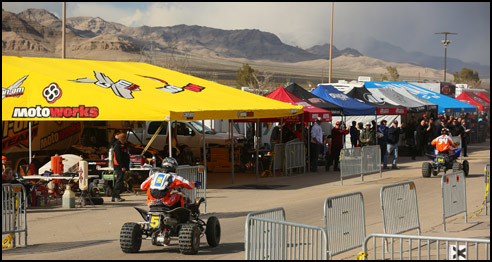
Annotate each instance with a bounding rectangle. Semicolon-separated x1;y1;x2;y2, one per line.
312;84;377;115
365;81;477;114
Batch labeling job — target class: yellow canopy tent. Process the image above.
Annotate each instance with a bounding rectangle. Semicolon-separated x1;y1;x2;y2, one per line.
3;56;303;182
2;56;303;121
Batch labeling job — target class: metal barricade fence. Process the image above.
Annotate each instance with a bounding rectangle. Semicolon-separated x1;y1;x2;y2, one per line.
245;208;329;260
441;171;467;232
361;145;381;178
340;147;362;185
284;141;306;175
450;136;462;161
380;181;421;236
273;143;284;176
362;233;490;260
2;184;28;248
176;165;207;214
486;163;490;216
323;192;366;259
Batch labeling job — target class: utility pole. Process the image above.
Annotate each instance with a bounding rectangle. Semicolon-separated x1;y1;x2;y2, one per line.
435;32;457;82
62;2;66;59
328;2;334;83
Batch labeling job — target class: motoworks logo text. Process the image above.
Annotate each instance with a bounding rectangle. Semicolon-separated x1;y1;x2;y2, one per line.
12;105;99;119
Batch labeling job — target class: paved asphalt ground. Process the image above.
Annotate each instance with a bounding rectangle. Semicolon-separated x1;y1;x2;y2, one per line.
3;140;490;260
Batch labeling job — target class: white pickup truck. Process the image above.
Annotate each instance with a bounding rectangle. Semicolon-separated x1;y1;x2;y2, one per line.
127;121;245;165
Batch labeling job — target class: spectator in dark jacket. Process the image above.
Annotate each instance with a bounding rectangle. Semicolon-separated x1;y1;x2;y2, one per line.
384;120;404;169
112;132;130;202
326;121;349;172
414;119;428;158
349;121;359;148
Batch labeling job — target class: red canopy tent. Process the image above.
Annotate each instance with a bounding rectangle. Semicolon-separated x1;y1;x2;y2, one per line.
477;91;490;103
456;91;490;111
266;86;332;122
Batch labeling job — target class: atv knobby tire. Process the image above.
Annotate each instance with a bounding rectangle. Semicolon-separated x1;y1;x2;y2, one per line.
205;216;221;247
422;162;432;178
120;222;142;253
179;223;200;255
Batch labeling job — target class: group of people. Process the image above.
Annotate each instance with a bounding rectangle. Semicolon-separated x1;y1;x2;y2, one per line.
305;111;488;173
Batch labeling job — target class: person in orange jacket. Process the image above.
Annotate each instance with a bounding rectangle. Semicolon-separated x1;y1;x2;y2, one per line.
431;128;457;155
140;157;201;209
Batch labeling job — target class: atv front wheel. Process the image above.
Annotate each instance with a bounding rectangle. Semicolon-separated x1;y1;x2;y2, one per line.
120;222;142;253
179;223;201;255
422;162;432;178
205;216;221;247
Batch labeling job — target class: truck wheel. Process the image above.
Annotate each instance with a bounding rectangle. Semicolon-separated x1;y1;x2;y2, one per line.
179;223;200;255
120;222;142;253
462;160;469;177
422;162;432;178
205;216;221;247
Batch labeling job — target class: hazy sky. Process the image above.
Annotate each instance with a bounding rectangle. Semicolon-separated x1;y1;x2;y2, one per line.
3;2;490;66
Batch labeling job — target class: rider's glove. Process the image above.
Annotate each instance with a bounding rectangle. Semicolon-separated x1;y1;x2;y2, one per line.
194;181;202;188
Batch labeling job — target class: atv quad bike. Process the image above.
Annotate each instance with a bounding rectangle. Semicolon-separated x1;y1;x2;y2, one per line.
120;197;220;255
422;148;469;178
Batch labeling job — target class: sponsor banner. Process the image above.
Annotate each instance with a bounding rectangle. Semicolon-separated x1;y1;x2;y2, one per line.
11;105;99;119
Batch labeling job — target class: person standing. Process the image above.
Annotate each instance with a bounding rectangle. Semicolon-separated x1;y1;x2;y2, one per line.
310;117;323;172
377;120;389;160
112;132;130;202
328;121;350;172
414;119;428;158
384;120;404;169
270;123;281;149
459;120;471;157
349;121;359;148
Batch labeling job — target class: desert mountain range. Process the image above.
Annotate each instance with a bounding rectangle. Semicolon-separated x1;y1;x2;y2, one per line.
2;8;490;87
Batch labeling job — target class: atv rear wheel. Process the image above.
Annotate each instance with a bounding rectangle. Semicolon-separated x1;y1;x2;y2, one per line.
179;223;201;255
205;216;221;247
422;162;432;178
120;222;142;253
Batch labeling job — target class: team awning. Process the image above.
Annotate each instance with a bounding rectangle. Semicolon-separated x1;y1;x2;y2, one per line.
2;56;303;121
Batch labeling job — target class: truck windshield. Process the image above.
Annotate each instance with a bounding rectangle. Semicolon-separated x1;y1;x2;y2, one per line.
189;121;215;134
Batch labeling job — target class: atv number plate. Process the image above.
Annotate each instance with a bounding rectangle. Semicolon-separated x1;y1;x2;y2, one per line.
149;214;161;228
437;157;444;163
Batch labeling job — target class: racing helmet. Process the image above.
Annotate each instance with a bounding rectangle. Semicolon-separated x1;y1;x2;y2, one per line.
161;157;178;173
441;128;449;135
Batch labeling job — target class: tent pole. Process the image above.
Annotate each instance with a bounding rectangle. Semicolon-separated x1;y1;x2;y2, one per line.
230;120;234;184
168;121;172;158
375;113;378;145
308;123;311;172
202;120;207;173
302;113;306;174
256;119;260;180
29;121;32;169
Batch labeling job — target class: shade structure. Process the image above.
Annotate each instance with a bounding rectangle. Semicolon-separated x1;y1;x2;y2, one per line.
345;86;406;115
284;82;343;115
2;56;303;121
365;87;428;113
312;84;377;115
456;92;490;111
266;86;332;122
476;91;490;103
365;81;477;114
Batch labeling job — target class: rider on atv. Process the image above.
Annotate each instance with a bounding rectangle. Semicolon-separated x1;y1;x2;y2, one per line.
140;157;202;212
431;128;457;155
